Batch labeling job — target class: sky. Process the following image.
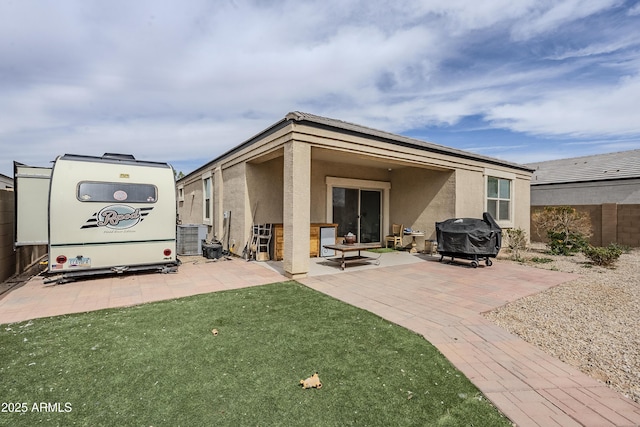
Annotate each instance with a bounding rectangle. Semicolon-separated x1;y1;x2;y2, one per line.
2;0;640;178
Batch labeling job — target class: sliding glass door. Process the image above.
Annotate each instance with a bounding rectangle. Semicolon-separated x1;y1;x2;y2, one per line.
332;187;381;243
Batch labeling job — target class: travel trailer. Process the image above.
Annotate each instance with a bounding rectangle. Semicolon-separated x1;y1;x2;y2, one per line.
15;153;178;283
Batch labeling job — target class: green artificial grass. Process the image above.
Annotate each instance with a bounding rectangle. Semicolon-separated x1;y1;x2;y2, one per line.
0;281;511;426
368;247;399;253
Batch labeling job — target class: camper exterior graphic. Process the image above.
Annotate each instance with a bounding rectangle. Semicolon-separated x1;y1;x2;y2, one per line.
27;153;178;282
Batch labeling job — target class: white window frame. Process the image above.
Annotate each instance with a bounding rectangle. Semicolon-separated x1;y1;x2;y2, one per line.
177;184;184;202
202;171;213;225
484;168;515;228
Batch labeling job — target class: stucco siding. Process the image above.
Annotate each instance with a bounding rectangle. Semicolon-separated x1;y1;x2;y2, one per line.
454;169;485;219
246;157;284;225
514;176;531;236
389;168;455;240
177;178;205;226
222;163;247;254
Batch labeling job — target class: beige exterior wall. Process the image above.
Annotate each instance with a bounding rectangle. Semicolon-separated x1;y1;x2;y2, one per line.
513;175;531;236
246;156;284;225
221;163;247;255
454;169;485;219
177;178;205;227
390;168;455;240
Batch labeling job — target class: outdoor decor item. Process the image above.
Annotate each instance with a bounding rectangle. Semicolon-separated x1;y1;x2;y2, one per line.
299;372;322;389
344;232;356;244
435;212;502;268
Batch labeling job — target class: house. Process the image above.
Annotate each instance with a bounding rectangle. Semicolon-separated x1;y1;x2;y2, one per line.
528;149;640;246
0;173;13;189
176;111;534;278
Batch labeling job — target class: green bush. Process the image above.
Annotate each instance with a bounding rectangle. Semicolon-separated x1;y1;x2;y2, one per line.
532;206;592;256
582;244;623;267
547;231;589;255
609;243;632;254
531;257;553;264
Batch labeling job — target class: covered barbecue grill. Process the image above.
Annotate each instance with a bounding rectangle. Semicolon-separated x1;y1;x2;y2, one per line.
435;212;502;268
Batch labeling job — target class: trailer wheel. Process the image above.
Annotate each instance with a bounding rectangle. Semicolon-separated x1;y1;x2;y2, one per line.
486;259;493;267
470;261;478;268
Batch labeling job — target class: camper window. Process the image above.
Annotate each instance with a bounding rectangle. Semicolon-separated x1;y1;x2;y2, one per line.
77;182;158;203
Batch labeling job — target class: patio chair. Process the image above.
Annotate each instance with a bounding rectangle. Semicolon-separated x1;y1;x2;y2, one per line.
385;223;404;248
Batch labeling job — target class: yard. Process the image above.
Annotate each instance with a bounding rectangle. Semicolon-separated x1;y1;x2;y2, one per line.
487;245;640;403
0;281;510;426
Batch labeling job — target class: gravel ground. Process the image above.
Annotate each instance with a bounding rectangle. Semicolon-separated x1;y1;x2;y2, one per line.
484;244;640;403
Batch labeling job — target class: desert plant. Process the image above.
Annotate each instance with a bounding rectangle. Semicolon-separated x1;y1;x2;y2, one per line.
583;244;623;267
609;243;632;254
504;228;528;261
546;230;590;255
532;206;592;255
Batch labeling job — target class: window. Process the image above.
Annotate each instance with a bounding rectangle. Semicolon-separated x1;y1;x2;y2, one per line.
77;182;157;203
177;185;184;202
203;176;212;221
487;177;511;221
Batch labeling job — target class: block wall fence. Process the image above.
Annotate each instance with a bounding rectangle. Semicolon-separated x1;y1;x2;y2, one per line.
530;204;640;247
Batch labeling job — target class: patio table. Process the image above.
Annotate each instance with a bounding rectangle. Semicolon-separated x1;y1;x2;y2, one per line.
322;242;382;270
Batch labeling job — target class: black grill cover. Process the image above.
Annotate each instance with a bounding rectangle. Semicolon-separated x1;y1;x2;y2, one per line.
435;212;502;256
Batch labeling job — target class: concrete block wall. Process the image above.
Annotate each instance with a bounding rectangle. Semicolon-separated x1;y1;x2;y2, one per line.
531;203;640;247
618;205;640;247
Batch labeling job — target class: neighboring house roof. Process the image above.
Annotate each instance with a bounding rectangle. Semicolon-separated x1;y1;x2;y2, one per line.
0;173;14;189
180;111;533;181
528;149;640;186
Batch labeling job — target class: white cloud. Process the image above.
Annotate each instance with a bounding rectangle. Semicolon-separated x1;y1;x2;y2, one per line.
628;2;640;15
1;0;640;175
486;72;640;137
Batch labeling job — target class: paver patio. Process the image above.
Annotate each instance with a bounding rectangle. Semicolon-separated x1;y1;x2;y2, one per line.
1;253;639;426
0;257;285;324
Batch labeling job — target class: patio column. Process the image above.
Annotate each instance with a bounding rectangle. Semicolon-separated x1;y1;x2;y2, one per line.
283;140;311;278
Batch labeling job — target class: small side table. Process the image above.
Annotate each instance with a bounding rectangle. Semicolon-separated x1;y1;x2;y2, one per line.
408;232;425;253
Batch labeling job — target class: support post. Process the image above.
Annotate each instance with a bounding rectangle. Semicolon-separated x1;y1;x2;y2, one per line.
283;141;311;278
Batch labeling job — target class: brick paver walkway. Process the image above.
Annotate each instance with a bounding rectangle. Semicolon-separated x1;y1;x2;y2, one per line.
2;255;639;426
300;259;640;427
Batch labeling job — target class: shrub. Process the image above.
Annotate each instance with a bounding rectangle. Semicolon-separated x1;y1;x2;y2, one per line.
609;243;632;254
531;257;553;264
504;228;527;261
582;244;623;267
547;230;589;255
532;206;592;255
